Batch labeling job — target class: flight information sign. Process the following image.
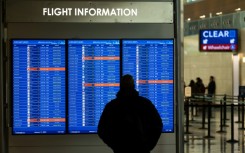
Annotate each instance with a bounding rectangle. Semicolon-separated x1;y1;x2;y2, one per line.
199;29;238;51
122;40;174;132
68;40;120;133
12;40;66;134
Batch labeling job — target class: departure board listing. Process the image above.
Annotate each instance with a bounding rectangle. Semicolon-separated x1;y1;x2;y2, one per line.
123;40;174;132
12;39;175;134
13;40;66;134
68;40;120;133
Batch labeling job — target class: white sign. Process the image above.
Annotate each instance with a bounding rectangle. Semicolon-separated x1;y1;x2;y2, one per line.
43;8;138;17
185;87;192;97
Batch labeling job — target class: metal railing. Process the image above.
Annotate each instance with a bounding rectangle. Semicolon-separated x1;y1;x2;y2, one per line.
184;94;245;143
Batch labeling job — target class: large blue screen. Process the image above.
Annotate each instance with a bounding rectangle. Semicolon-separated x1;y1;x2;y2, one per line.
122;40;174;132
12;40;66;134
12;39;175;134
199;29;238;51
68;40;120;133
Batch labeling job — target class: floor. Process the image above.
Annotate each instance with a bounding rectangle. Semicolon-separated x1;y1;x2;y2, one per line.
184;106;245;153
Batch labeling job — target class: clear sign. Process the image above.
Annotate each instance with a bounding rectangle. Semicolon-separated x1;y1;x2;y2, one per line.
199;29;238;52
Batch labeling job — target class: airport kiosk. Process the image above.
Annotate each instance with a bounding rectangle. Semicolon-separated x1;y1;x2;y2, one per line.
1;0;184;153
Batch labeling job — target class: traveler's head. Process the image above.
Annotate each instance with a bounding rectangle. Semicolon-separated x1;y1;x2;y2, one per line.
189;80;195;86
210;76;214;81
196;77;201;83
121;74;135;90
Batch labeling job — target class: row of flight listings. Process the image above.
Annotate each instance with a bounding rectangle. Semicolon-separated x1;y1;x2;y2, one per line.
12;39;174;135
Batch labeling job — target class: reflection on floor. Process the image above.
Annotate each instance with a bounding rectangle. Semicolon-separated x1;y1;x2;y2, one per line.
184;107;245;153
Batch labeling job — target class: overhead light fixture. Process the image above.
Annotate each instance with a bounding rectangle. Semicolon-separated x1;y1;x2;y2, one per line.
187;18;191;21
235;8;241;11
200;15;205;19
216;12;222;15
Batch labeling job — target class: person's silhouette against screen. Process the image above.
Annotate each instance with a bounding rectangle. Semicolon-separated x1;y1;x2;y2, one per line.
98;74;163;153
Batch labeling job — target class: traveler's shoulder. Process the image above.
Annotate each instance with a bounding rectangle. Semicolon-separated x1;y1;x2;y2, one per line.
105;98;119;107
138;96;152;104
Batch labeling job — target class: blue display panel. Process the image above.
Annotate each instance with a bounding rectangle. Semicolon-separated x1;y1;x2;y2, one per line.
122;40;174;132
12;40;66;134
68;40;120;133
199;29;238;51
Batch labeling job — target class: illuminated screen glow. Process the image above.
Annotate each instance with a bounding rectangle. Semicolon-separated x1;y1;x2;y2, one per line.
122;40;174;132
12;39;175;134
199;29;238;51
68;40;120;133
12;40;66;134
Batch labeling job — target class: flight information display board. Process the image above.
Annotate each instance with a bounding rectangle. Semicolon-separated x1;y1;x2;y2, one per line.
122;40;174;132
12;40;66;134
68;40;120;133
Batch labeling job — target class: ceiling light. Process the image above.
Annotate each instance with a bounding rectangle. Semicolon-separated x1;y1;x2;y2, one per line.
216;12;222;15
200;15;205;19
235;8;241;11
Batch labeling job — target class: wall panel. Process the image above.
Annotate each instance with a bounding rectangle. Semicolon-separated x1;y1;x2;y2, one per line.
5;0;180;153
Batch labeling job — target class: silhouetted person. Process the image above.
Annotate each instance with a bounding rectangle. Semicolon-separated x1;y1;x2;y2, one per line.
207;76;216;97
196;77;205;96
188;79;197;97
98;74;163;153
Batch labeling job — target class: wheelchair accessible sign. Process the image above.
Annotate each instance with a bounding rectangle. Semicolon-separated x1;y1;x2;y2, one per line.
199;29;238;52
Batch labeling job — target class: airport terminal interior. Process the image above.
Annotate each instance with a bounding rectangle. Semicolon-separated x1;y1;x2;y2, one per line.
184;0;245;153
2;0;245;153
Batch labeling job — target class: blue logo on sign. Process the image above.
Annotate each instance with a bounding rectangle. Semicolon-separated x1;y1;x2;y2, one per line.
231;45;236;50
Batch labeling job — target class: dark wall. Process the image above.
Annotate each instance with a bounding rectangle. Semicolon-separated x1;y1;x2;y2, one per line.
184;0;245;21
0;0;8;152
